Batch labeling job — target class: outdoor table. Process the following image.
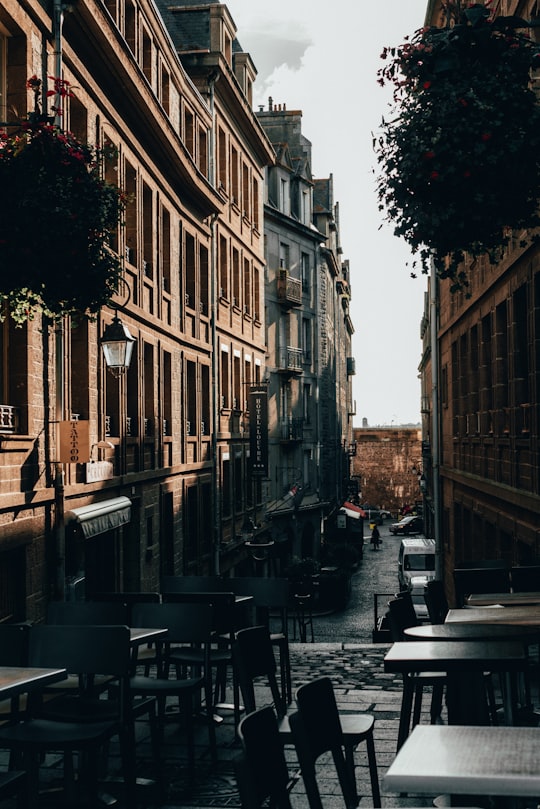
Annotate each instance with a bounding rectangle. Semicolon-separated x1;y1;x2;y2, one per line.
384;724;540;806
446;605;540;625
129;627;168;646
466;591;540;607
404;622;540;643
0;666;66;700
384;640;527;749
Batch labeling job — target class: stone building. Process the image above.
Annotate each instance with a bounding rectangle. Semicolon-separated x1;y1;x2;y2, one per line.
0;0;272;619
420;0;540;599
255;103;356;565
352;427;423;518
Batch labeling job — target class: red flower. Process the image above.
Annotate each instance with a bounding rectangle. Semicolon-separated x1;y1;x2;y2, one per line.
463;170;472;178
429;171;439;180
458;98;468;107
481;132;492;142
423;80;431;89
424;150;435;160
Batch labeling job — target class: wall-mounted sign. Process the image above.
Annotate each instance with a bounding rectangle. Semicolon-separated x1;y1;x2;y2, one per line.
85;461;114;483
249;386;268;476
58;420;90;464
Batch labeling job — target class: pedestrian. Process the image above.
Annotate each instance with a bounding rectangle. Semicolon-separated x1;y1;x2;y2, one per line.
370;524;381;551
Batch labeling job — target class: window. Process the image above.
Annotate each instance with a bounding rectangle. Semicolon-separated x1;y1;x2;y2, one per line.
232;247;240;306
233;353;241;410
162;351;172;438
201;365;210;435
124;161;138;271
222;458;231;518
279;177;289;215
220;348;230;409
279;243;289;271
142;27;152;84
125;0;136;55
198;125;207;177
252;177;259;230
243;257;251;314
185;232;195;309
184;108;194;157
186;360;196;436
303;383;311;424
160;63;170;114
200;244;209;317
231;146;239;204
301;190;310;224
302;317;312;363
143;343;155;447
218;128;227;190
142;181;153;280
242;163;250;217
0;313;26;434
253;267;260;320
301;253;310;288
219;234;228;299
160;206;171;295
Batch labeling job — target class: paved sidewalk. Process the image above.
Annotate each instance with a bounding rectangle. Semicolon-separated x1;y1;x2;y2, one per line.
128;641;440;809
12;638;467;808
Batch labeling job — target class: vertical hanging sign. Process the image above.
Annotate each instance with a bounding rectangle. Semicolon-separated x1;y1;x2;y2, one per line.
58;420;90;464
249;386;268;476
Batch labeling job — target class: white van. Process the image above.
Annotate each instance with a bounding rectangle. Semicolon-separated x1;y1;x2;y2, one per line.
398;537;436;592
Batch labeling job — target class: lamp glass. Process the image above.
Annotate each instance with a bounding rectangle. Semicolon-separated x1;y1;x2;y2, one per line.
100;316;135;375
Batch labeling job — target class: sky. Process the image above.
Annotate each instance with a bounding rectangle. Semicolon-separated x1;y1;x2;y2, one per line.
225;0;429;427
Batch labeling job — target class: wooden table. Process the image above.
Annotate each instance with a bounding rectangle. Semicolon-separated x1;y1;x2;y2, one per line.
0;666;66;699
446;605;540;625
384;724;540;802
384;640;527;748
404;622;540;643
466;591;540;607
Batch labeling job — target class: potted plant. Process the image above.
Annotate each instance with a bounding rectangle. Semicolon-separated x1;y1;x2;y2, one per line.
375;2;540;291
0;76;126;323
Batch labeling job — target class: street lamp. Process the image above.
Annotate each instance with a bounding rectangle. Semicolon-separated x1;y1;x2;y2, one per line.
100;313;135;376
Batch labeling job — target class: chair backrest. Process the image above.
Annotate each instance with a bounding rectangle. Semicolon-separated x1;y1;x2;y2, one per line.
423;580;449;623
47;600;129;626
510;566;540;593
453;567;511;607
227;577;289;633
233;625;285;717
387;595;418;640
236;706;292;809
29;624;131;678
290;677;357;809
161;591;236;637
455;559;508;569
160;575;226;593
131;600;214;645
0;623;30;666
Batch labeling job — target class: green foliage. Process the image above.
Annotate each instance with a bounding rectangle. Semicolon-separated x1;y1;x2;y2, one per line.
0;81;125;323
375;3;540;290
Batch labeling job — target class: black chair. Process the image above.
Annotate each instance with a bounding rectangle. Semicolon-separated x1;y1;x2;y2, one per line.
453;567;511;607
130;601;216;784
423;579;449;624
88;591;161;622
227;577;292;703
289;577;315;643
291;676;381;808
162;591;240;724
0;624;157;808
46;600;130;625
387;595;446;747
510;566;540;592
161;575;226;593
235;706;294;809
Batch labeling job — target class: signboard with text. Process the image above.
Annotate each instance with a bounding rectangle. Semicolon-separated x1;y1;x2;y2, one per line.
249;386;268;476
58;420;90;464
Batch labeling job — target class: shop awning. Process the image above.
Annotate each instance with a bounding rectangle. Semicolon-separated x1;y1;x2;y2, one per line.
340;501;366;520
66;496;132;539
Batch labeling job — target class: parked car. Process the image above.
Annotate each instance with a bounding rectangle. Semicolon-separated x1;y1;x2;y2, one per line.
389;515;424;536
361;505;392;524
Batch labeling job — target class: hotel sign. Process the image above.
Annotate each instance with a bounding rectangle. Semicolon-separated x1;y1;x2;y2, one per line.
249;386;268;476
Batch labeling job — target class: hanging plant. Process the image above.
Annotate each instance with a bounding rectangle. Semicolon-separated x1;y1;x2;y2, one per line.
374;2;540;291
0;76;126;323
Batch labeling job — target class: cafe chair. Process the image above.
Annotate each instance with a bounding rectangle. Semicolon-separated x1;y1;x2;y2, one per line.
88;591;161;623
387;596;446;746
0;624;158;809
228;576;292;704
130;600;217;776
162;591;241;725
423;580;449;624
292;677;381;808
453;566;511;608
510;565;540;593
161;575;226;593
46;599;130;626
235;705;295;809
0;771;27;807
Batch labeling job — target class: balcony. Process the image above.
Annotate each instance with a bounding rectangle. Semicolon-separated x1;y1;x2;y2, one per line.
277;270;302;308
278;347;303;376
280;417;304;443
0;405;19;434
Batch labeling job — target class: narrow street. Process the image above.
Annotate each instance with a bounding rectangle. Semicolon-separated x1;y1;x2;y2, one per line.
313;520;401;643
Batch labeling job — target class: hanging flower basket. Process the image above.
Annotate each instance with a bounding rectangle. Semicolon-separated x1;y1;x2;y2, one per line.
0;77;126;323
375;2;540;290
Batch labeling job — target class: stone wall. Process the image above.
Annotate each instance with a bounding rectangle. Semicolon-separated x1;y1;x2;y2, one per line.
352;427;422;518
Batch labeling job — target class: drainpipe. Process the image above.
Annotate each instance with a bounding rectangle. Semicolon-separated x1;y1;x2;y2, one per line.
53;0;66;599
430;263;442;580
207;71;221;575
